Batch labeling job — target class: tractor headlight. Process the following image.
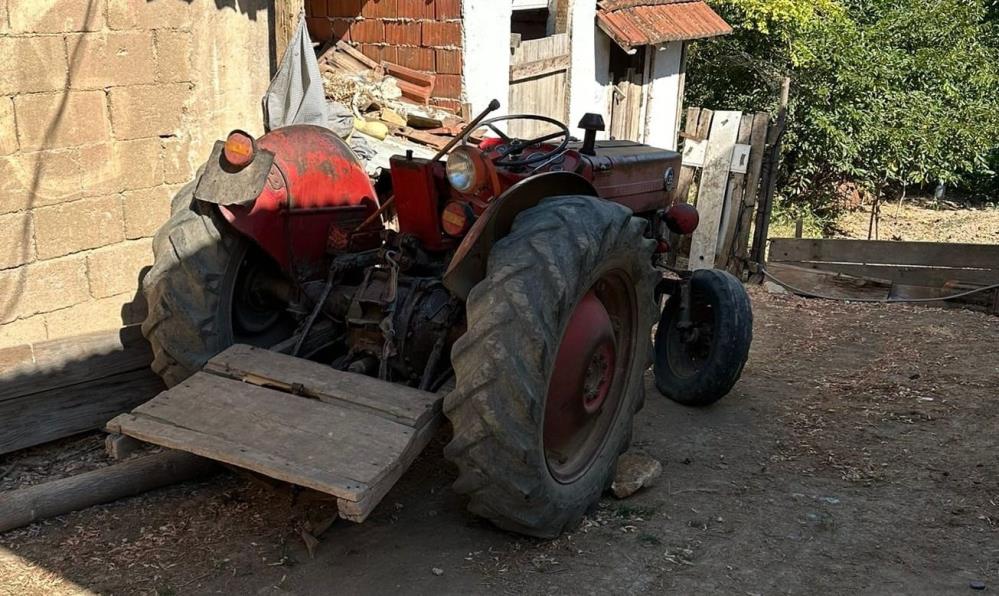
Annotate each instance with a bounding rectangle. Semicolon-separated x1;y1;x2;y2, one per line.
446;148;478;193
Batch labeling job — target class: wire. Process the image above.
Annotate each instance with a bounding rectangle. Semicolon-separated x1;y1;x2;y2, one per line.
760;266;999;304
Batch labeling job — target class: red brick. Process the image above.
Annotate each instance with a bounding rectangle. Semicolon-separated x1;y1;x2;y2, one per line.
395;46;435;71
431;97;463;113
361;0;397;18
331;18;352;41
435;0;462;19
307;0;327;17
422;21;461;47
308;17;333;41
397;0;434;19
380;45;399;64
385;21;421;46
328;0;363;17
349;19;385;43
359;44;384;63
435;49;462;74
434;74;462;99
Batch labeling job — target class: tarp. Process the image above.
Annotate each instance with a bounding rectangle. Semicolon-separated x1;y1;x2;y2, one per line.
263;14;329;131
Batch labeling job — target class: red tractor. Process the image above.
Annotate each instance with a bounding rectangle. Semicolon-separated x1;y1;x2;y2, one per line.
141;101;752;537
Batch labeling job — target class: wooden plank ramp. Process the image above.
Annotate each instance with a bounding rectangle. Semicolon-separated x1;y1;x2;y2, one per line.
106;344;443;523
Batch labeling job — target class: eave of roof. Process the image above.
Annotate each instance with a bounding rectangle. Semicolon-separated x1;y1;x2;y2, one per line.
596;0;733;52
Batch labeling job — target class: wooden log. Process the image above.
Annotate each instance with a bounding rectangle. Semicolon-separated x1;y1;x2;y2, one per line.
0;450;218;533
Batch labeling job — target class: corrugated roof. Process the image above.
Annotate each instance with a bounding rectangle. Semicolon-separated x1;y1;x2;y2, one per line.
596;0;732;51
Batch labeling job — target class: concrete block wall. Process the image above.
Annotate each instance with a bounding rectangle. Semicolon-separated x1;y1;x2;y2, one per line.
307;0;464;112
0;0;271;349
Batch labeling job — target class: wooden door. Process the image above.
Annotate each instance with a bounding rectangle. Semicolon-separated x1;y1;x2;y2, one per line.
508;33;571;138
610;67;645;141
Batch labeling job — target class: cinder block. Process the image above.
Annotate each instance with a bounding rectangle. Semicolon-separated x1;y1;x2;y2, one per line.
109;83;192;140
8;0;104;33
43;292;146;338
155;30;192;83
0;149;86;214
0;255;89;323
66;32;156;89
162;136;194;184
81;138;164;196
0;211;34;270
122;185;174;239
34;195;125;259
14;91;112;151
86;238;152;298
107;0;193;31
0;36;69;95
0;96;16;155
0;316;49;349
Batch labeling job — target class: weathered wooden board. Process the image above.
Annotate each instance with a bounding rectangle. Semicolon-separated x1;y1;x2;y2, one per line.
508;33;570;139
0;368;163;455
108;345;445;522
717;114;755;267
0;326;153;403
733;112;771;267
765;263;892;301
769;238;999;271
773;260;999;288
689;110;741;270
204;344;439;428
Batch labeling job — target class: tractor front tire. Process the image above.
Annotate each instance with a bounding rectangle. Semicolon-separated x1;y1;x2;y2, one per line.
142;183;291;387
653;268;752;407
444;196;657;538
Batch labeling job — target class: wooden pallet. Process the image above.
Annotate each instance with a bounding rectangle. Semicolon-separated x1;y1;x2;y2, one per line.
106;344;443;522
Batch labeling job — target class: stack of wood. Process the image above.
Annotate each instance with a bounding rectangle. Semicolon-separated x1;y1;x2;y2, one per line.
317;42;471;153
765;238;999;315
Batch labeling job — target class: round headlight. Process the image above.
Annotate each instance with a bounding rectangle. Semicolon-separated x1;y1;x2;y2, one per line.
446;149;477;193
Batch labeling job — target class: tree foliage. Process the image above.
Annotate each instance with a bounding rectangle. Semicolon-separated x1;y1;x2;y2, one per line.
686;0;999;207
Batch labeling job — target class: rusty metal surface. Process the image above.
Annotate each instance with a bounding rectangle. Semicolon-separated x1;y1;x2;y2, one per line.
597;0;732;50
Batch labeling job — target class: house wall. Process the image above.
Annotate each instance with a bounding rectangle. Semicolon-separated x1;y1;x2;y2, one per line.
306;0;465;112
566;0;612;138
644;41;685;150
461;0;512;116
0;0;271;349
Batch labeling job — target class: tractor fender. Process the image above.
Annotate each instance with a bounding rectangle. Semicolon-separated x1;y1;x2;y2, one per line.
195;125;379;274
443;172;598;300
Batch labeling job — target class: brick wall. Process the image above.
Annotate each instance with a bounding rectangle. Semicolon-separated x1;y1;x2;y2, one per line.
307;0;464;112
0;0;271;349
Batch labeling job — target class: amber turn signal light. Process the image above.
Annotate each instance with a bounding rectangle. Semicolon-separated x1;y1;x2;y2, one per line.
223;130;256;168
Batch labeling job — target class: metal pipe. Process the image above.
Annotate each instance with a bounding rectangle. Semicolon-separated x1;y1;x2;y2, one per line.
432;99;502;161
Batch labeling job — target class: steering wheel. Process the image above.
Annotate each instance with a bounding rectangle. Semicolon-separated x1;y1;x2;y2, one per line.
465;114;571;168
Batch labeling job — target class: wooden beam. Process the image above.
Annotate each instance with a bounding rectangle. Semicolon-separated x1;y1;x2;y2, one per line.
274;0;303;63
0;451;217;533
768;238;999;271
689;110;741;270
0;368;164;455
509;54;571;82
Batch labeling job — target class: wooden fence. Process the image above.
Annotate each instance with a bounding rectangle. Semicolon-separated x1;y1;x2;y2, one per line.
508;33;571;139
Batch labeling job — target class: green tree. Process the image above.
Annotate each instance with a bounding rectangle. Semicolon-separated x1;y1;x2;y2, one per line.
686;0;999;214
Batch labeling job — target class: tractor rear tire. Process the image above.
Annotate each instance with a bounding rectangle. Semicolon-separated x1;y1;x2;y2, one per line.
653;268;752;407
142;182;292;387
444;196;657;538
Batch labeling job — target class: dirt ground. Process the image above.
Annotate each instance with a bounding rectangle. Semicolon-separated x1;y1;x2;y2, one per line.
835;200;999;244
1;287;997;595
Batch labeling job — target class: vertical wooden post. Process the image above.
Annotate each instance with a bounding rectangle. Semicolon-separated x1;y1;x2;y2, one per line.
750;76;791;268
274;0;303;64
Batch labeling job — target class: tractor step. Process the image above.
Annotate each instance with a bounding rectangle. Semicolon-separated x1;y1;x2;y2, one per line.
106;344;442;523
